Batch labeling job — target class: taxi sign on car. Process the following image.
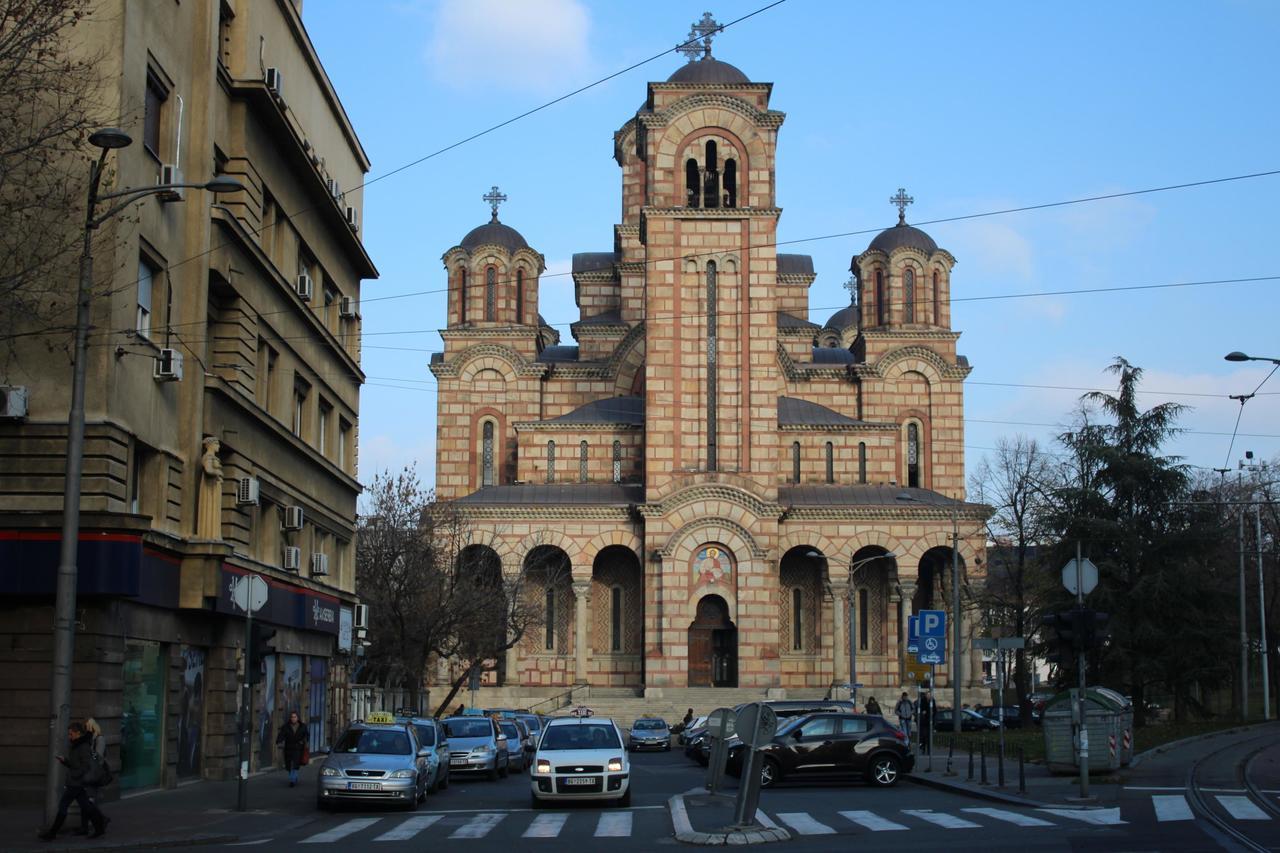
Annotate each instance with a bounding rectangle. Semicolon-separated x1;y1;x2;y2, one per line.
366;711;396;724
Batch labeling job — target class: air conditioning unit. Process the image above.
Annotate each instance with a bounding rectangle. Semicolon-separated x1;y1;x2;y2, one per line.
353;603;369;630
154;348;184;381
311;553;329;577
295;273;313;302
265;67;284;101
283;545;301;572
158;164;184;202
339;296;358;318
282;505;304;530
344;206;358;230
0;386;28;419
325;178;341;200
236;476;260;506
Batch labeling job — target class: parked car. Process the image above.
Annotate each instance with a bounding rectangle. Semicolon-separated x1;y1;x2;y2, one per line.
697;699;858;765
317;721;431;810
974;706;1025;729
442;715;510;780
678;715;707;746
628;718;671;751
399;716;450;792
726;712;912;788
932;708;1000;732
516;713;546;744
530;716;631;808
498;718;529;772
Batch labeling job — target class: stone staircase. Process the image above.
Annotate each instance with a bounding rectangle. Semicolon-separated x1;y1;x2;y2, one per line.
537;686;834;732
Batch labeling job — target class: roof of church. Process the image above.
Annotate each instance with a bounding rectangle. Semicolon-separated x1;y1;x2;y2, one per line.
667;56;750;84
460;218;529;253
575;309;624;326
573;252;617;273
780;484;966;507
777;311;819;330
811;347;855;365
536;345;579;363
867;220;938;255
777;254;814;276
778;396;865;426
455;483;644;506
825;304;858;329
545;396;643;425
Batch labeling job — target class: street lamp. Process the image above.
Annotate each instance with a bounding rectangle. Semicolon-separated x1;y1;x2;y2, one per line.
807;550;898;706
45;129;241;822
1225;351;1280;365
897;491;965;733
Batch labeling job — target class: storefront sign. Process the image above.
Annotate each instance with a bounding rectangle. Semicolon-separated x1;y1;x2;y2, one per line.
338;607;353;651
215;566;342;636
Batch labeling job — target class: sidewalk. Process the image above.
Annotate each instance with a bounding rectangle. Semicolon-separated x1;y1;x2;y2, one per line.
1;764;322;851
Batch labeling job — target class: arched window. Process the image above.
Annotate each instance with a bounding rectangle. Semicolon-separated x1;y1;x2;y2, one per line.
904;268;915;323
932;270;940;324
579;440;589;483
858;588;869;650
611;586;623;652
907;422;921;488
858;442;867;484
686;158;700;208
703;140;719;209
481;421;495;487
791;588;804;651
458;268;468;324
546;440;556;483
612;440;622;483
825;441;834;484
723;158;737;208
516;269;525;324
545;586;556;651
485;267;496;321
792;441;801;483
706;261;718;470
875;270;885;326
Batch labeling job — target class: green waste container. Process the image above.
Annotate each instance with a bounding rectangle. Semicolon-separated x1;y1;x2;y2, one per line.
1042;687;1133;774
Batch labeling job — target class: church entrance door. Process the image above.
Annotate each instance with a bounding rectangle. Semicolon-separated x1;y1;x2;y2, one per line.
688;595;737;687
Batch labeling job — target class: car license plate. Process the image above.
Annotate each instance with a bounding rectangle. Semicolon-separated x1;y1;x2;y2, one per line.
563;776;598;786
451;758;467;766
347;781;381;791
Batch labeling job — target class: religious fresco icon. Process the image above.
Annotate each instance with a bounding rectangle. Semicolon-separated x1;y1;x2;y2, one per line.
692;545;733;586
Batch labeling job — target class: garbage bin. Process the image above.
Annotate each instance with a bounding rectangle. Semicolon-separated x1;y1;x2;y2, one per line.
1041;687;1132;774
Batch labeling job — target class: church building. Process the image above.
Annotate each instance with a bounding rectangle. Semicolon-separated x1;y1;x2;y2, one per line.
428;18;988;702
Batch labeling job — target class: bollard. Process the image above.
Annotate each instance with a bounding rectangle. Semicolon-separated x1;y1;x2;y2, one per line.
968;741;974;780
945;737;955;776
980;739;989;785
998;740;1005;787
1018;746;1027;795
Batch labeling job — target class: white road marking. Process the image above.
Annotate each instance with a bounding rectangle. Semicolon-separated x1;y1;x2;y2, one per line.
1151;795;1194;822
901;809;981;829
1037;807;1127;825
777;812;837;835
301;818;380;843
839;810;908;831
1216;796;1270;820
595;811;632;837
754;810;780;829
228;841;272;847
1125;785;1186;791
374;815;442;841
449;813;506;839
962;807;1055;827
523;813;568;838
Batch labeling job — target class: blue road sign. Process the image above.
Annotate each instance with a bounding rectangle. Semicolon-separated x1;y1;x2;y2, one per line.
919;609;947;639
907;616;920;654
916;634;946;665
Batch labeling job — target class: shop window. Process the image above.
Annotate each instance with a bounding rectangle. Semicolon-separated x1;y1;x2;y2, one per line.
177;646;206;778
120;639;166;789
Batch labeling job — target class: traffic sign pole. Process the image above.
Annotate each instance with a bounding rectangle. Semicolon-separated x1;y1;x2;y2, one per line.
1075;542;1090;801
237;591;252;811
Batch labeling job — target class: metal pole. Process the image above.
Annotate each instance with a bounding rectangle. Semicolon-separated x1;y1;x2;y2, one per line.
238;601;253;811
1018;747;1026;795
1076;540;1089;800
44;159;101;824
1258;505;1270;721
1240;485;1249;720
848;584;856;706
952;504;962;734
997;650;1006;784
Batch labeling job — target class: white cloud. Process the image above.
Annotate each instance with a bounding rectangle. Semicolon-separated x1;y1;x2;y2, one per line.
426;0;591;93
947;219;1035;283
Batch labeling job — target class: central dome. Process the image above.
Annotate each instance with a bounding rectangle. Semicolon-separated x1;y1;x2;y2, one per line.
460;218;528;253
867;221;938;255
667;56;750;84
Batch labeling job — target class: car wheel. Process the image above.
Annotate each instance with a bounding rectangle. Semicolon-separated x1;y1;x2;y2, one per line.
531;793;545;809
868;753;901;788
316;797;329;811
439;768;449;790
759;757;781;789
427;767;439;794
617;787;631;807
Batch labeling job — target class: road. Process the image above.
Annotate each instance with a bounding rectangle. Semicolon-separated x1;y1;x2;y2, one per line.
194;735;1280;852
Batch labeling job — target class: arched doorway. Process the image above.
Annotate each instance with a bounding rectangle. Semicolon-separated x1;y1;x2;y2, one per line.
688;594;737;687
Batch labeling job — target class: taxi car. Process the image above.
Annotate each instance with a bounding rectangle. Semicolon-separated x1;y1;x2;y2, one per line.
530;716;630;808
398;715;450;792
442;715;509;780
317;713;431;809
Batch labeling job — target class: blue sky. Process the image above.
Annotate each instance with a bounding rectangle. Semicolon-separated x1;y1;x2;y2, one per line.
300;0;1280;493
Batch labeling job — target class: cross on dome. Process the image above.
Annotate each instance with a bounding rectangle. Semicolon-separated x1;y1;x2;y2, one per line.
843;275;858;303
676;28;702;62
678;11;723;62
890;187;914;224
483;185;507;222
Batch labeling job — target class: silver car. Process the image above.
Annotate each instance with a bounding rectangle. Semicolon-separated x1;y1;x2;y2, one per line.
317;723;429;810
442;716;510;780
498;719;529;772
628;717;671;751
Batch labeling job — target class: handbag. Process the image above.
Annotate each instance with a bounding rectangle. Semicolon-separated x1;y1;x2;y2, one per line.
84;749;112;787
300;743;310;766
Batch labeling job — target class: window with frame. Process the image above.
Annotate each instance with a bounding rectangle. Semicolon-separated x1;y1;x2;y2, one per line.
129;443;155;516
858;442;867;484
612;440;622;483
317;401;331;456
875;270;885;325
933;270;940;323
292;380;309;438
136;256;157;338
143;71;167;157
825;441;834;483
457;268;468;324
791;441;801;483
904;268;915;323
481;421;495;487
546;440;556;483
907;422;921;488
485;267;496;321
544;586;556;651
515;269;525;324
791;587;804;651
579;440;588;483
338;419;351;472
610;586;623;652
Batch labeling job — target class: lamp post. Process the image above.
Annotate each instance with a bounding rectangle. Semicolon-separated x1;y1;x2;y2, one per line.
45;130;241;822
897;492;965;734
808;550;898;706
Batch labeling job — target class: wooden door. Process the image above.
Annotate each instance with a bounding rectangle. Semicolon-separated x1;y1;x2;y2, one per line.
688;628;712;686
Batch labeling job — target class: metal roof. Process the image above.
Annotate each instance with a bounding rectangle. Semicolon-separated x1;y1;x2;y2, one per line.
572;252;617;274
777;254;815;276
536;345;580;363
667;56;750;84
545;396;643;425
460;218;529;253
866;222;938;255
780;484;966;507
778;396;864;427
777;311;819;330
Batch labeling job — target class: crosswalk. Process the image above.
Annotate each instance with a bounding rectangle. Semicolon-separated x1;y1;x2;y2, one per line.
292;809;659;844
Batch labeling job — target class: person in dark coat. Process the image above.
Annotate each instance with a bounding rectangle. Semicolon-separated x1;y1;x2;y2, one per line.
917;693;936;754
38;722;106;841
865;696;883;716
276;711;308;787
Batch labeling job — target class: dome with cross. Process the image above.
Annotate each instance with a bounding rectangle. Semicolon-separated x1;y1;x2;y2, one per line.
666;12;750;84
460;185;529;253
866;188;938;255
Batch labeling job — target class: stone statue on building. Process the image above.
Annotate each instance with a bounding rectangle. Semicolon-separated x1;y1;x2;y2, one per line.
197;436;223;539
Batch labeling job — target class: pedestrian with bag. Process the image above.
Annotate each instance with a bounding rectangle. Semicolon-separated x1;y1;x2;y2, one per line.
865;696;882;716
73;718;110;836
275;711;308;787
917;692;936;754
893;692;914;742
38;721;107;841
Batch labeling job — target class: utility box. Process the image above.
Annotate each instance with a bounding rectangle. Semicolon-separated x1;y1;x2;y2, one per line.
1042;687;1133;774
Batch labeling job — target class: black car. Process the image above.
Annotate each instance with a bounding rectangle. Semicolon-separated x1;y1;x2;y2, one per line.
932;708;999;731
974;705;1025;729
692;699;858;765
726;712;912;788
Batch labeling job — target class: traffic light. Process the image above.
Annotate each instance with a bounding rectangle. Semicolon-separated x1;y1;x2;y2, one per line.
248;622;277;683
1084;610;1110;650
1040;611;1077;665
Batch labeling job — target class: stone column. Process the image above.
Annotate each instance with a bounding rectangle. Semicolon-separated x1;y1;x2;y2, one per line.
573;580;591;684
830;582;849;686
897;581;917;684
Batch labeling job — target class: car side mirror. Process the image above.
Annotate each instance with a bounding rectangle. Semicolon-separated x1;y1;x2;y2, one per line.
418;748;431;757
790;729;802;740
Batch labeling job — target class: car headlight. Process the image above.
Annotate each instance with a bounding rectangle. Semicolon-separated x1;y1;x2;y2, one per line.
535;759;552;774
607;757;623;772
321;767;341;777
471;745;494;755
389;769;416;778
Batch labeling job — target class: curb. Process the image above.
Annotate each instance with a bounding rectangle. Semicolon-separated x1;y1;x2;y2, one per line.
669;794;790;846
906;773;1065;809
18;834;237;852
1129;721;1280;768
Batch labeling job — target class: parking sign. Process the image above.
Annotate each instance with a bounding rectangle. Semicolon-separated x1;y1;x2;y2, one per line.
919;609;946;639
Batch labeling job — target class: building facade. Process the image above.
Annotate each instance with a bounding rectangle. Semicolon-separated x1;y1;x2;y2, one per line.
430;33;988;701
0;0;375;799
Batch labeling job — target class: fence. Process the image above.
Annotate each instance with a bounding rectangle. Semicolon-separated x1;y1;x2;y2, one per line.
350;684;425;721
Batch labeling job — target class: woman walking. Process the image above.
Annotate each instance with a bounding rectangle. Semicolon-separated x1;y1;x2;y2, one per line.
276;711;308;787
38;722;106;840
74;718;109;836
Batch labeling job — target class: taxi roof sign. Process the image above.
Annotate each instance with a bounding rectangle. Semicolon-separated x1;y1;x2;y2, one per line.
366;711;396;724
